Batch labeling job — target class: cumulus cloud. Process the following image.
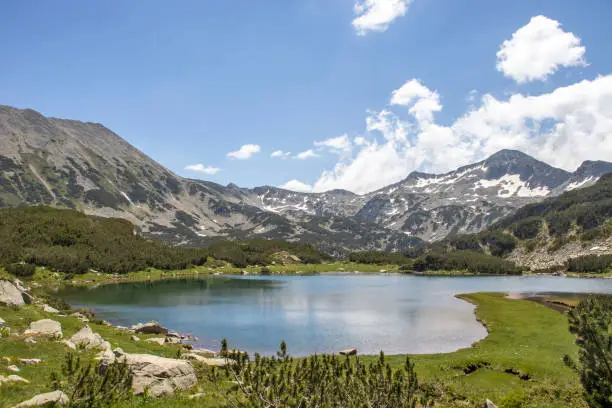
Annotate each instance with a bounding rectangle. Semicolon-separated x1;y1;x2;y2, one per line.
496;15;587;83
184;164;221;175
271;150;291;159
294;149;319;160
352;0;413;35
314;134;352;154
227;144;261;160
279;179;313;193
390;79;441;124
311;74;612;194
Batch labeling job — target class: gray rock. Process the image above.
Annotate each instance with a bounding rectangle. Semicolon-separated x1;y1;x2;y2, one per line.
190;348;217;358
339;348;357;356
42;304;59;314
7;365;20;372
122;353;197;397
0;317;5;327
12;390;69;407
181;354;232;367
131;321;168;335
24;337;37;344
18;358;41;365
69;325;105;349
484;399;498;408
145;337;166;346
7;374;29;383
0;280;25;307
23;319;62;338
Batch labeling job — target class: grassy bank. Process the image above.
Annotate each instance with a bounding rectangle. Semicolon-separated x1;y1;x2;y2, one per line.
0;290;585;407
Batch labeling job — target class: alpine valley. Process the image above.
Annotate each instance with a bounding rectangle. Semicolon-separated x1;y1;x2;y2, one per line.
1;105;611;253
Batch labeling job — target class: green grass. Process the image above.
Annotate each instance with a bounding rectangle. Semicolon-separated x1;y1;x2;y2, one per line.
383;293;585;407
0;292;585;407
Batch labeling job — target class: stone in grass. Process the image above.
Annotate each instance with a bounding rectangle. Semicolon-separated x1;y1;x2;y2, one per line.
23;319;62;338
0;317;5;327
339;348;357;356
42;304;60;314
18;358;42;365
484;400;498;408
69;325;105;349
7;374;29;383
12;390;69;407
130;335;140;342
145;337;166;346
7;365;20;372
0;280;25;307
189;393;206;400
24;338;37;344
131;321;168;335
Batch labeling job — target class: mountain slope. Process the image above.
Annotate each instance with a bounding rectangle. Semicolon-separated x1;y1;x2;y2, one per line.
1;105;609;250
0;105;419;253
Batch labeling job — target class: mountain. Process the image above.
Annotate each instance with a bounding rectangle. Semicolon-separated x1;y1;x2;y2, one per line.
0;105;609;251
0;105;419;253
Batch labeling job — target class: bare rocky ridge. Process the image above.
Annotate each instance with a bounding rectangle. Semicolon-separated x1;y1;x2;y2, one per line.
0;105;609;250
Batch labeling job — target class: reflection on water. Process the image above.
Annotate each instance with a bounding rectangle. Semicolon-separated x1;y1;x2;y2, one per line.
58;274;612;356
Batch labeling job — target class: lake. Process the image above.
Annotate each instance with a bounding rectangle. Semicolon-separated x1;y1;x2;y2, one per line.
57;274;612;356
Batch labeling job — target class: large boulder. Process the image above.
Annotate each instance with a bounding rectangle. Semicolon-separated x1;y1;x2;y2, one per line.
23;320;61;338
131;321;168;335
69;325;105;349
12;390;69;407
23;319;62;338
0;280;25;307
118;351;197;397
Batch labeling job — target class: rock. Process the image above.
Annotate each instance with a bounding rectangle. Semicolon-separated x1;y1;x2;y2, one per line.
166;330;181;339
123;353;197;397
130;335;140;342
191;348;217;358
69;325;105;349
189;393;206;400
7;365;20;372
23;319;62;338
70;312;89;322
95;341;115;364
12;390;69;407
131;321;168;335
42;304;59;314
145;337;166;346
24;337;37;344
165;336;181;345
339;348;357;356
0;280;25;307
2;357;10;363
484;400;498;408
7;374;29;383
18;359;41;365
181;354;231;367
61;340;76;350
0;317;5;327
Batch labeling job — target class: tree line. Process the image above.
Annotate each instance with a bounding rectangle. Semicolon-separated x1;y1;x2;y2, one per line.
0;207;328;275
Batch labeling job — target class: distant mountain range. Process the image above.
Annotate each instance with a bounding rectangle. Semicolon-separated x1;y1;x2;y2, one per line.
1;105;610;252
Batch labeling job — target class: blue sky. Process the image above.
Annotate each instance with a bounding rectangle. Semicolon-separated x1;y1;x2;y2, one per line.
1;0;612;194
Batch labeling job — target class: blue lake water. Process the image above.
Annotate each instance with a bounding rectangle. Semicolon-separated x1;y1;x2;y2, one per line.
57;274;612;356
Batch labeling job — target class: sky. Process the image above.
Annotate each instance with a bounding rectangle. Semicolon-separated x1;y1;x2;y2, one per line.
1;0;612;194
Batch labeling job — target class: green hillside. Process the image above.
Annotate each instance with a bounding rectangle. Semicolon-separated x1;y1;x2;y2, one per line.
0;206;329;275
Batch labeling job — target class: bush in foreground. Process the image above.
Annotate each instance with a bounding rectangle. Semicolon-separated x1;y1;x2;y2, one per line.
220;341;423;408
564;296;612;408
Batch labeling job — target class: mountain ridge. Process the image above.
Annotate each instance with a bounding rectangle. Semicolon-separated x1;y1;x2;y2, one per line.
0;105;609;251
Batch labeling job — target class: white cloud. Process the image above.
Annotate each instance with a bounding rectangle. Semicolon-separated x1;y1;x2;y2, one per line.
496;15;587;83
352;0;413;35
311;74;612;194
227;144;261;160
279;179;313;193
271;150;291;159
354;136;368;146
184;164;221;175
314;134;352;154
294;149;319;160
390;79;441;124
